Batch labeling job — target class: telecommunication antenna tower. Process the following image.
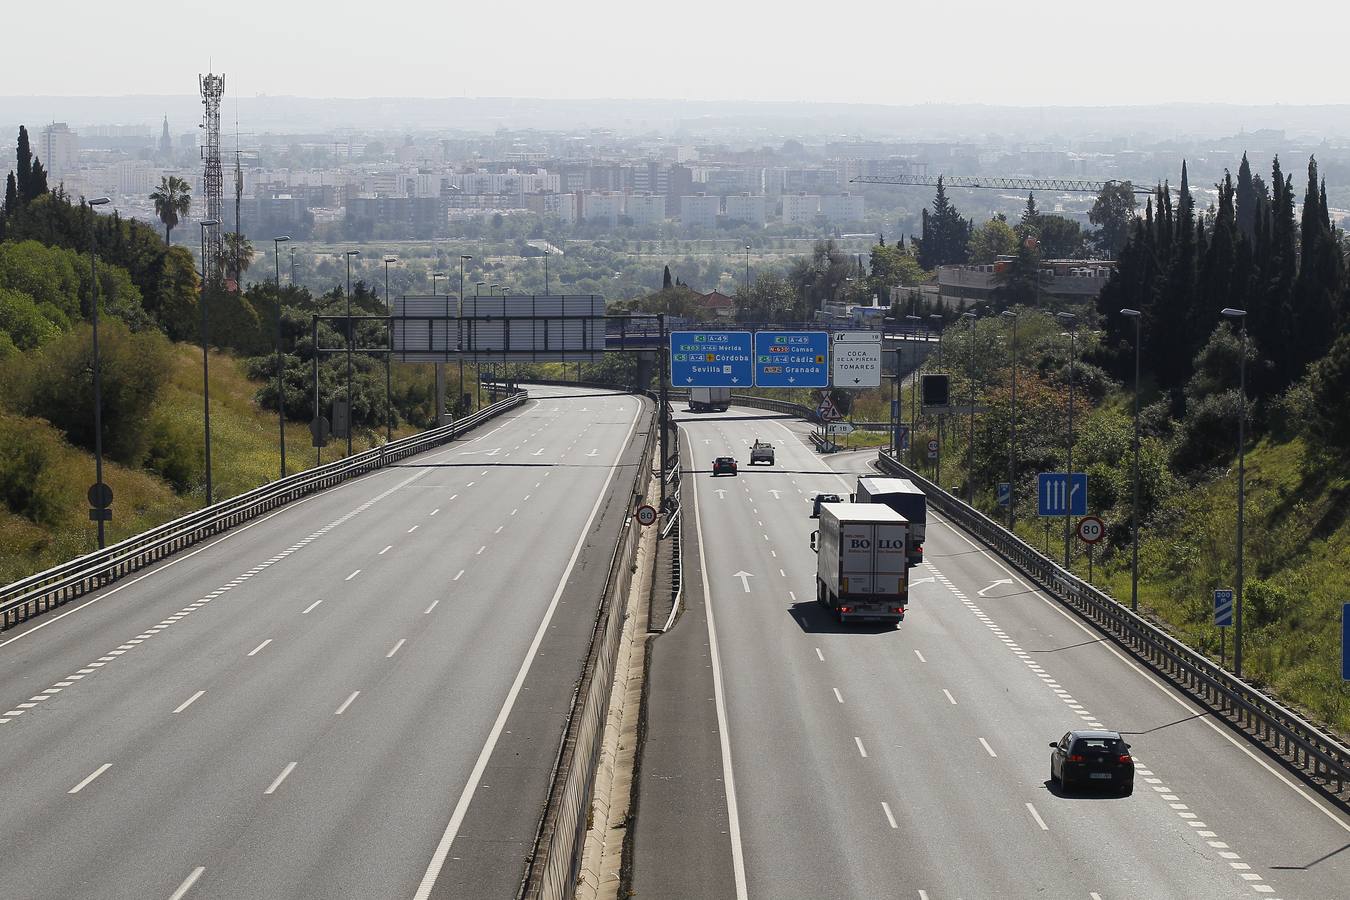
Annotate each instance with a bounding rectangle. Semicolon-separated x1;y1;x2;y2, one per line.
199;72;225;282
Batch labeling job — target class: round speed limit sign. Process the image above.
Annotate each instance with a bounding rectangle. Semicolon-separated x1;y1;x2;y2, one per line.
635;504;658;527
1076;515;1105;544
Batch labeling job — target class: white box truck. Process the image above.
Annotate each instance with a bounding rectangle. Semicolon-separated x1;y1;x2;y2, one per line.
688;387;731;412
810;502;909;624
853;476;926;568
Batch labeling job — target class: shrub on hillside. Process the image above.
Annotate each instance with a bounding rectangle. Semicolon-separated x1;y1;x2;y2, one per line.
1171;390;1242;474
0;416;65;525
16;321;173;464
0;286;60;349
1306;331;1350;455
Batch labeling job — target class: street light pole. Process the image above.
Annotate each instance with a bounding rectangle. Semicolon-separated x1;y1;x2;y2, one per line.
199;218;221;506
744;244;751;294
1222;307;1248;676
1001;309;1018;531
905;315;922;463
273;235;291;479
544;247;551;294
962;310;978;505
87;198;110;548
289;247;296;284
930;313;944;483
384;255;397;444
1121;308;1142;611
459;255;472;411
344;249;360;455
1056;311;1078;568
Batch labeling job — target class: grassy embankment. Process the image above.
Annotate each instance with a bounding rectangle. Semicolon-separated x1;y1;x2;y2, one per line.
0;345;475;585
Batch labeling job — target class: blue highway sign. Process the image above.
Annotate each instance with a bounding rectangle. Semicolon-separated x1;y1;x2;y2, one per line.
670;331;753;387
1214;589;1234;627
1037;472;1087;517
997;482;1011;507
754;331;829;388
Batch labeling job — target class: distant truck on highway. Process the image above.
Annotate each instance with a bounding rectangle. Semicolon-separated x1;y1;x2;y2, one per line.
810;502;909;624
688;387;731;412
853;476;926;568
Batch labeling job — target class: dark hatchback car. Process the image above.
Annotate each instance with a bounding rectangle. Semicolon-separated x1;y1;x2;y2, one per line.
1050;730;1134;795
712;457;738;476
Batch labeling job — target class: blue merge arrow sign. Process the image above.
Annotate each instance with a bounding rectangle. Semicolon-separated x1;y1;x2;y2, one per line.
754;331;829;388
670;331;753;387
1214;589;1234;627
1037;472;1088;517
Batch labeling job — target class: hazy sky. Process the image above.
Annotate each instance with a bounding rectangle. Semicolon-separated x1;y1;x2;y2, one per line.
9;0;1348;106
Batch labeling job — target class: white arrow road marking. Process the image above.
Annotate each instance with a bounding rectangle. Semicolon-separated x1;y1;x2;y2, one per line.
715;489;727;499
768;489;782;498
586;449;598;457
703;439;711;444
733;571;754;592
532;448;544;456
910;576;935;586
977;579;1014;597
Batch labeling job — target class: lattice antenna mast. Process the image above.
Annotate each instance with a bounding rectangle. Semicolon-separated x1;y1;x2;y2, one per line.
199;72;225;283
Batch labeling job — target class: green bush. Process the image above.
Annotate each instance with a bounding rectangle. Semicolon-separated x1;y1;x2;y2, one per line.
0;286;60;349
0;417;64;525
1171;390;1241;474
16;321;174;463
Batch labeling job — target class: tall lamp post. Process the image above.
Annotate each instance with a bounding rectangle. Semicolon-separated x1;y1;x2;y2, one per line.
906;314;922;463
1056;310;1078;568
459;255;472;410
199;218;221;506
1222;307;1248;676
383;255;397;443
929;313;945;483
87;198;111;548
289;247;296;284
344;249;360;455
744;244;751;294
272;235;291;479
543;247;551;294
1121;308;1143;611
962;310;978;504
432;272;444;296
1001;309;1018;531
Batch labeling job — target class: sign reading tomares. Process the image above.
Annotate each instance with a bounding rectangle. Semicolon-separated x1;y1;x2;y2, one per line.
832;331;882;388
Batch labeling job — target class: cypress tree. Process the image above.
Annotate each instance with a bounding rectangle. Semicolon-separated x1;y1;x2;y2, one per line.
1022;192;1038;224
15;125;32;203
1235;153;1256;239
3;171;15;212
1291;157;1341;374
1159;162;1200;387
30;157;47;198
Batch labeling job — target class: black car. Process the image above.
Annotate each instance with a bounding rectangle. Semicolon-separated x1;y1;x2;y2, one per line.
1050;730;1134;795
712;457;738;476
810;493;842;518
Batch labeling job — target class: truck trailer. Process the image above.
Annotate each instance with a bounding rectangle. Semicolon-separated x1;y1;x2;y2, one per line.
854;476;926;568
811;502;909;624
688;387;732;412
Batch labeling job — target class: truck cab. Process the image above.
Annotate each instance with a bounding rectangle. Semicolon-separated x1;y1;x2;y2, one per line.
810;502;909;625
853;476;926;568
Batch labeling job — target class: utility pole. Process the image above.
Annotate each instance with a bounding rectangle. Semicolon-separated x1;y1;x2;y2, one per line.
1001;309;1018;531
200;218;221;505
962;310;978;505
273;236;291;478
384;255;397;444
344;249;360;455
1222;307;1248;676
1056;311;1078;569
1121;308;1142;611
88;198;110;548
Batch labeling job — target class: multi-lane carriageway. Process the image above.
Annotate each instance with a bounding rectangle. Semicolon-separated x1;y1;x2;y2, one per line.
0;386;649;900
633;404;1350;900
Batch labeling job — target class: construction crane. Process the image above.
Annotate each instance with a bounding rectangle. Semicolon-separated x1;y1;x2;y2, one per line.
850;174;1158;195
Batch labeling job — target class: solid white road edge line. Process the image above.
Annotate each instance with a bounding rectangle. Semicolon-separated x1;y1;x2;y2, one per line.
0;403;534;652
411;396;643;900
167;867;205;900
930;511;1350;834
686;434;751;900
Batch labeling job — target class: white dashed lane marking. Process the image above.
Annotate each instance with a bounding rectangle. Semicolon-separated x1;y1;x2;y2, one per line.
67;763;112;794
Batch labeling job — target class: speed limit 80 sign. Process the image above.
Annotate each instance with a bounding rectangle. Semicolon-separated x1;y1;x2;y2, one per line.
1076;515;1105;544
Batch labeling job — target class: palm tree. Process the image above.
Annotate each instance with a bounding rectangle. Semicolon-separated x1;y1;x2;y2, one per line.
215;232;255;289
149;175;192;244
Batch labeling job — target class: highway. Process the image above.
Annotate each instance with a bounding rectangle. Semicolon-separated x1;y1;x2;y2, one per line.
634;404;1350;899
0;385;649;900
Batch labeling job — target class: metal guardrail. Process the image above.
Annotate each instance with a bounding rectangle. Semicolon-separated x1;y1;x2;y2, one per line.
1;394;527;632
874;451;1349;797
522;403;657;900
667;389;819;423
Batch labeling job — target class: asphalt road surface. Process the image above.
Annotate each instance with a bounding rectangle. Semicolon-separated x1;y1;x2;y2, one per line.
632;404;1350;900
0;385;649;900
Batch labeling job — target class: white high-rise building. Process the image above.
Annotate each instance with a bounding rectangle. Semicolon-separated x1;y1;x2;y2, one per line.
781;193;820;225
680;192;720;229
115;160;153;198
723;193;768;226
820;192;865;225
582;191;624;226
40;123;78;182
625;193;666;227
